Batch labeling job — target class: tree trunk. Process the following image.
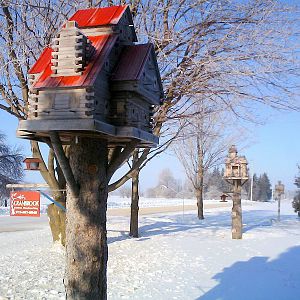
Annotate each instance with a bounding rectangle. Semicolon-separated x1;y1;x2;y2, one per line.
130;152;140;237
196;187;204;220
232;179;242;239
65;137;108;299
196;136;204;220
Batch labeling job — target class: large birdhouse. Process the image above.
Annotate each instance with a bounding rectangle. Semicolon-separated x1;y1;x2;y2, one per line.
224;145;249;182
275;181;285;197
17;5;163;147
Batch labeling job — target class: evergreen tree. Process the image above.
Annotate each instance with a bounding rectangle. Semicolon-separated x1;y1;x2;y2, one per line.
252;173;260;201
292;166;300;217
252;173;272;201
259;173;272;201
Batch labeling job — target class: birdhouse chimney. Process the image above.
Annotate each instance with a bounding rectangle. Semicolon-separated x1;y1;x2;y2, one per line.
229;145;238;159
51;21;94;77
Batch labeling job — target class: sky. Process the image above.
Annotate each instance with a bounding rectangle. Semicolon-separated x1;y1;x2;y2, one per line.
0;0;299;194
1;107;299;192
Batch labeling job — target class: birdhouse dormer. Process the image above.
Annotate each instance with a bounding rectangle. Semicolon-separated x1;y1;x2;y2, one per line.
109;44;163;132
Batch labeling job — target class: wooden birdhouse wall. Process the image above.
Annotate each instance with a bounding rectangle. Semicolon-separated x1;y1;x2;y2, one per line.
109;92;153;131
29;88;95;120
240;162;248;178
139;52;163;104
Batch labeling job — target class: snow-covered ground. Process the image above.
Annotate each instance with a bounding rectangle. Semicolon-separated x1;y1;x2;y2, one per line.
0;199;299;299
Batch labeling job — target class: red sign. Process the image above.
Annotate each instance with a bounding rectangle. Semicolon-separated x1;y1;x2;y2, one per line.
10;191;40;217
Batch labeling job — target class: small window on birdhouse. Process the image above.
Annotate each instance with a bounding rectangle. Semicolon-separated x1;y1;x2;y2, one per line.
232;166;239;177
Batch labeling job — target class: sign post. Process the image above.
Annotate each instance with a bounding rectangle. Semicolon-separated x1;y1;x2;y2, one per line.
10;191;40;217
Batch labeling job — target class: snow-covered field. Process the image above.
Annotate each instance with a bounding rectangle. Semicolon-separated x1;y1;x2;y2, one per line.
0;199;299;299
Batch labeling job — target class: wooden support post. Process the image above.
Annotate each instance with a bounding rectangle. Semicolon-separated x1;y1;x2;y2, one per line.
277;193;281;222
49;132;79;197
232;179;242;239
129;151;139;238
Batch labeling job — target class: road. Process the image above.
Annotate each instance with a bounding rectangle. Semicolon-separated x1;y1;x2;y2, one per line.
0;201;232;233
0;214;49;233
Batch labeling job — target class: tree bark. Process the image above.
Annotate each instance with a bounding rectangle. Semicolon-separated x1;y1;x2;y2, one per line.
130;151;140;238
65;137;108;299
232;179;242;239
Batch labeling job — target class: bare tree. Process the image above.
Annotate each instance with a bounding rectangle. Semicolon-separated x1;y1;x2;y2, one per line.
108;0;300;193
174;105;249;219
0;133;23;206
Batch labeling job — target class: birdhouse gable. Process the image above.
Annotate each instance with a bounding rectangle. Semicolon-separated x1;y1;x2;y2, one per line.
111;44;163;105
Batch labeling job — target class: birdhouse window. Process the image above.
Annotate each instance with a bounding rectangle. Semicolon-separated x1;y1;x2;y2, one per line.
232;165;239;177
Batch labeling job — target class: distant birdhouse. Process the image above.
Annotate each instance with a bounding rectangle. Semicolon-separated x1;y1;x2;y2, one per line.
23;158;41;171
17;5;163;148
275;181;285;196
224;145;248;182
220;194;229;202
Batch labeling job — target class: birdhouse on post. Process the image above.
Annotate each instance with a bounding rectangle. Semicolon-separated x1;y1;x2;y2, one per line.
17;5;163;147
275;180;285;221
223;145;249;240
16;6;164;298
275;181;285;198
23;158;41;171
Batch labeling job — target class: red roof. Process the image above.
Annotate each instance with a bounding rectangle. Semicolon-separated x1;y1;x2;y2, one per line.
32;35;117;89
29;47;52;75
28;5;130;88
112;44;153;81
69;5;128;27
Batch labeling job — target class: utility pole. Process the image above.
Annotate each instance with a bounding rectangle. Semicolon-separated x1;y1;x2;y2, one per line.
250;173;254;201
